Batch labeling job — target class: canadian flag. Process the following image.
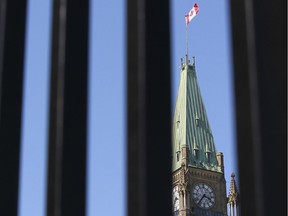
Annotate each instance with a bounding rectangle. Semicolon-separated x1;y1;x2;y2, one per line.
185;3;199;26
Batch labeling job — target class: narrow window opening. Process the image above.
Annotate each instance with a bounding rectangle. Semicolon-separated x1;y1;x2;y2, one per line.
194;149;199;160
177;115;180;129
176;151;181;162
206;152;211;163
195;113;200;126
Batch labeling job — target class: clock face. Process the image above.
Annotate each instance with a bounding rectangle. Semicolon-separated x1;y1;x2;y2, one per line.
192;183;216;209
172;186;180;211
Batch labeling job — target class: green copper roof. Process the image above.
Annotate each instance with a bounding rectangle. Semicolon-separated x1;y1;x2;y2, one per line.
172;59;221;172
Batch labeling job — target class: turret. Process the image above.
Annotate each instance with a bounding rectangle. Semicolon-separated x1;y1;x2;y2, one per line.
216;152;225;173
228;173;240;216
181;144;189;168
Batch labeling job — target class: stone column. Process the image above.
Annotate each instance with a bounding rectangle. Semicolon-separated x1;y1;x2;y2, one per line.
181;144;189;168
180;191;184;210
187;190;190;209
230;202;234;216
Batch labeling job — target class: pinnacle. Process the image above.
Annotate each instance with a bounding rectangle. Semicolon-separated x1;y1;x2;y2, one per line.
228;172;239;203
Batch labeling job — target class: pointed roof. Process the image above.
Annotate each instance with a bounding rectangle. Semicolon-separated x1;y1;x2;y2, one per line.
172;59;222;172
228;173;239;203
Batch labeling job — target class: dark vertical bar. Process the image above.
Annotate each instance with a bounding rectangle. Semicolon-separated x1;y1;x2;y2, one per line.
249;0;286;215
230;0;286;215
127;0;172;215
46;0;89;216
0;0;27;215
229;0;257;215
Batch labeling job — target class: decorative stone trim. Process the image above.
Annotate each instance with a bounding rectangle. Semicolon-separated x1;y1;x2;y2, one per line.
188;168;222;181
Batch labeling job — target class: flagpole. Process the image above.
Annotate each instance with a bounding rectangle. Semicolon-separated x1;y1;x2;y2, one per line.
186;23;188;64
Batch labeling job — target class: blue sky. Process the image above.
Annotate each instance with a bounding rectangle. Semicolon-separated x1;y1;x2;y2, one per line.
19;0;236;216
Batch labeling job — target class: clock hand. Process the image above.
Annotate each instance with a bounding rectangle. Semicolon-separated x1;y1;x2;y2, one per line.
197;194;206;204
205;196;211;201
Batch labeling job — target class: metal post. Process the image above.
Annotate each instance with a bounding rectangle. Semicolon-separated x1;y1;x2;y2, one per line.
230;0;286;215
127;0;172;215
46;0;89;215
0;1;27;215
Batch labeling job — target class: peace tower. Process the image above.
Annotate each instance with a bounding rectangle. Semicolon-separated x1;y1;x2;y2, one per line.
172;56;229;216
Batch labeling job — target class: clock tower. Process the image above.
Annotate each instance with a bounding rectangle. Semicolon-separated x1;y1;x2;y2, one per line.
172;57;227;216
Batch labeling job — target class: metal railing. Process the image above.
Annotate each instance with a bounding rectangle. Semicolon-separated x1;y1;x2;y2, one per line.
0;0;285;215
